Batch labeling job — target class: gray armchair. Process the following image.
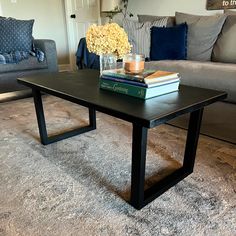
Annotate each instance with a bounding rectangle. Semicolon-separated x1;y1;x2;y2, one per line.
0;39;58;101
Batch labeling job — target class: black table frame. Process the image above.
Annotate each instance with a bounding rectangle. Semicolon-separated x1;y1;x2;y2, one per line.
33;90;96;145
32;87;204;210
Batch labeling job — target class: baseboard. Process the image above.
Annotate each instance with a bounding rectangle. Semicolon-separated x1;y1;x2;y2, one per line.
59;64;72;72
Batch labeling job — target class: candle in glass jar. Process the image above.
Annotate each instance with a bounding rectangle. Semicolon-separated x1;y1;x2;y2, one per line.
123;54;145;74
124;60;145;74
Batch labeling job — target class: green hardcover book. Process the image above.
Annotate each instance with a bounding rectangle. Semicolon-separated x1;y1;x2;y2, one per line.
99;79;179;100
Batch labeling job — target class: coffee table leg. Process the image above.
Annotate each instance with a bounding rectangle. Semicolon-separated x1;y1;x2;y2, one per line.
130;108;203;210
32;89;96;145
130;124;148;209
183;108;203;171
89;107;96;129
32;89;48;145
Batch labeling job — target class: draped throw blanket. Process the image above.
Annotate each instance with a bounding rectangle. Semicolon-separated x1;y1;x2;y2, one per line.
0;47;45;64
76;37;99;70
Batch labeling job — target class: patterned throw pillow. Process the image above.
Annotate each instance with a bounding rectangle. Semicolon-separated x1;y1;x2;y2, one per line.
137;15;175;27
123;18;168;58
0;18;34;53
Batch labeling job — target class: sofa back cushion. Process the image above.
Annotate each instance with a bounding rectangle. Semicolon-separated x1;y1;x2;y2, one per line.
138;15;175;27
175;12;226;61
150;23;188;61
123;18;168;58
212;15;236;63
0;18;34;53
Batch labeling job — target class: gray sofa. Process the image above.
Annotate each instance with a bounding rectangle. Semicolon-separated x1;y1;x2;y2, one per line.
134;12;236;143
135;12;236;103
145;60;236;103
0;39;58;99
136;12;236;104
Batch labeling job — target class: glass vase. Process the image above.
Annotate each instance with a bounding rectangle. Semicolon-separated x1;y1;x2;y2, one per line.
99;53;117;76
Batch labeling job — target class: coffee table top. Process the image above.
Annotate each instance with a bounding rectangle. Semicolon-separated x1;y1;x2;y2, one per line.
18;70;227;128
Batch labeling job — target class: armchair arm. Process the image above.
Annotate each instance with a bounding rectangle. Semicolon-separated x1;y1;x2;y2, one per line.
34;39;58;72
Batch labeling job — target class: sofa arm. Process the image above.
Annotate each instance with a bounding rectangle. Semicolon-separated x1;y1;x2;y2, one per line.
34;39;58;72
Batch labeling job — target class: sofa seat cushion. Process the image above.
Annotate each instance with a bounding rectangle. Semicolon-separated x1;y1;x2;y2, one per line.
0;56;48;73
145;60;236;103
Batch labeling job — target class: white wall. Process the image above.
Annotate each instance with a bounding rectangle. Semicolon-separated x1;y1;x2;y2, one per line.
128;0;223;18
0;0;69;65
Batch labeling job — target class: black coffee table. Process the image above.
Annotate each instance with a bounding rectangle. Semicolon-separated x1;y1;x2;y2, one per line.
18;70;227;209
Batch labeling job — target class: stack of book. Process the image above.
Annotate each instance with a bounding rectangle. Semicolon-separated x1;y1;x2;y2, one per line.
99;69;180;99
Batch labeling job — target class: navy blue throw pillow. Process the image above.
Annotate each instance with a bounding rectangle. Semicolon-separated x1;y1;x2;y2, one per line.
150;23;188;61
0;18;34;53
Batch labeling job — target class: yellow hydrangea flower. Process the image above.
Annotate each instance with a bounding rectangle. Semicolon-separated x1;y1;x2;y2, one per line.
86;23;131;59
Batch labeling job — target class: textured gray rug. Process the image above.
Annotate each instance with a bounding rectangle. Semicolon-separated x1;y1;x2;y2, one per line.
0;95;235;236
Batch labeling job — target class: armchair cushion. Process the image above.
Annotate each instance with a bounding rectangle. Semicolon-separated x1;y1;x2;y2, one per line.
0;18;34;53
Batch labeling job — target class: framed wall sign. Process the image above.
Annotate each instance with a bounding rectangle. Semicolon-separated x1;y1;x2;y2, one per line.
207;0;236;10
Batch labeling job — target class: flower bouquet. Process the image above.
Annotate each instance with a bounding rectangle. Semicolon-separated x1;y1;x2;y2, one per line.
86;23;131;74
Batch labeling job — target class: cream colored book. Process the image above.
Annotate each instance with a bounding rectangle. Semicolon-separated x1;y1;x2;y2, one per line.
144;70;179;84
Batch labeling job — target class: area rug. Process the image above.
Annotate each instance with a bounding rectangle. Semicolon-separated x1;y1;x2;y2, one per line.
0;95;235;236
